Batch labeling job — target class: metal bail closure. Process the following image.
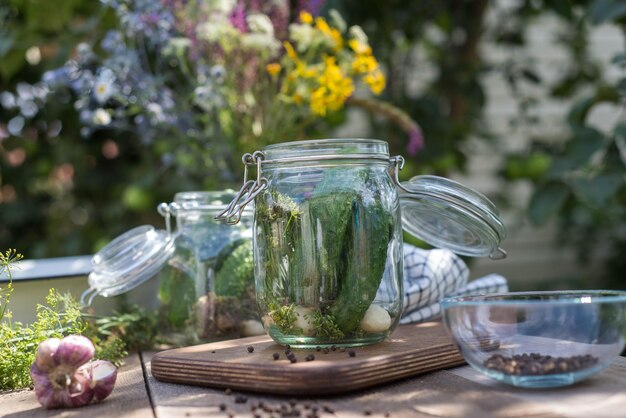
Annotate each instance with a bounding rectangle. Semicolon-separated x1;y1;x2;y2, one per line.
390;157;507;259
215;151;267;224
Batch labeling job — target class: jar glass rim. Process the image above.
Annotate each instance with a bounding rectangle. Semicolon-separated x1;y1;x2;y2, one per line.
441;290;626;307
172;190;253;215
262;138;389;163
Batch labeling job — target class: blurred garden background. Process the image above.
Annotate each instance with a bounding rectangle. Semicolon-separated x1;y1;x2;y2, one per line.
0;0;625;291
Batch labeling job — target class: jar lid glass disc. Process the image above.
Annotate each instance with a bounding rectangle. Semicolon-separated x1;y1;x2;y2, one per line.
399;175;506;258
88;225;175;297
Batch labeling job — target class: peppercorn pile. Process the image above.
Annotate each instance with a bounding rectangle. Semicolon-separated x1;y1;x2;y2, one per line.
217;394;391;418
267;344;357;363
483;353;599;376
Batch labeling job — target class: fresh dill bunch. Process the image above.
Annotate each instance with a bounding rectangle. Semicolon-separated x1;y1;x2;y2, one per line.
0;251;161;391
91;334;128;367
268;303;301;334
310;311;344;340
0;249;22;323
267;192;302;221
268;302;344;339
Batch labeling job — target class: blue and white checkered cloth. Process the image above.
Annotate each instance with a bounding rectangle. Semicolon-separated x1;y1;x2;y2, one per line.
400;244;508;324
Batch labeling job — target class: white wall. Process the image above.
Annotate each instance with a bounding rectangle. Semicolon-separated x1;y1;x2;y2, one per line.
454;8;624;288
338;4;625;289
1;256;157;323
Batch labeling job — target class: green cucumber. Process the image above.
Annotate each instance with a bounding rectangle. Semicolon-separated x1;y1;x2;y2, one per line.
214;240;254;297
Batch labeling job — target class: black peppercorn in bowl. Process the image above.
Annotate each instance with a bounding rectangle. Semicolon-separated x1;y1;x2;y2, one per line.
441;290;626;388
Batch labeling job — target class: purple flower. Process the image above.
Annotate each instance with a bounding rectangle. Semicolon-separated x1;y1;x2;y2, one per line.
297;0;325;16
141;12;161;25
406;126;424;155
230;2;247;32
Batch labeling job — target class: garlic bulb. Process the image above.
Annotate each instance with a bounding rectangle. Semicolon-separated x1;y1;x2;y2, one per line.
31;363;94;409
30;335;117;409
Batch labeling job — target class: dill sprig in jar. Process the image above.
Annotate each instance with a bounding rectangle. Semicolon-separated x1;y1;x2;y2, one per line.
219;139;506;348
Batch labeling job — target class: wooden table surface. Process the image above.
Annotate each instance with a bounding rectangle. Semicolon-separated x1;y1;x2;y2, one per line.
2;353;625;418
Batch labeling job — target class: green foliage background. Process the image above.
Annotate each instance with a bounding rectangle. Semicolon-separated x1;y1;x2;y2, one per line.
488;1;626;288
1;0;625;287
0;1;201;257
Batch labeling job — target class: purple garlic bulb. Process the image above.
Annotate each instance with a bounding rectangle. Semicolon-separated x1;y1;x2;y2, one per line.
31;363;94;409
30;335;116;409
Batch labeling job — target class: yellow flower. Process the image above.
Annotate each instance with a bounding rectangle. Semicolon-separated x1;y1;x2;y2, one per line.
315;17;343;50
352;54;378;74
315;17;331;35
266;63;281;76
330;29;344;50
308;56;354;116
363;70;386;95
348;39;372;55
283;41;297;60
310;86;329;115
319;56;338;79
299;11;313;24
294;61;318;79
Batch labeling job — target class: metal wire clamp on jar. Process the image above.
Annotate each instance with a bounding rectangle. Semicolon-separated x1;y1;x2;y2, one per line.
217;139;506;348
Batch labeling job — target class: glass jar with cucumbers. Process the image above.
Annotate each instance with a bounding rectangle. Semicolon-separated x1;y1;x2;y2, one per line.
218;139;506;348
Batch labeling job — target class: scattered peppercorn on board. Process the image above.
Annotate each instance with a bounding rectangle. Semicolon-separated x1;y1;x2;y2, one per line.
151;321;465;396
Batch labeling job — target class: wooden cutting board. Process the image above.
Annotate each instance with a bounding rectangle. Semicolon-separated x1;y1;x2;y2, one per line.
151;321;465;396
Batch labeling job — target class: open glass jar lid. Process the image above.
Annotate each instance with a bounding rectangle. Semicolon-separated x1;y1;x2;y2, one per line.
83;225;175;305
398;175;507;259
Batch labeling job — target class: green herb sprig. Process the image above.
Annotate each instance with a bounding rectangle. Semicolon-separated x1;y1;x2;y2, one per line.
269;303;302;335
309;311;344;340
0;249;22;323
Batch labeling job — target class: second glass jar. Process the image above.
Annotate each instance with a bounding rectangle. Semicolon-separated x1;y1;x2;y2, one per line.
163;191;260;343
85;190;262;347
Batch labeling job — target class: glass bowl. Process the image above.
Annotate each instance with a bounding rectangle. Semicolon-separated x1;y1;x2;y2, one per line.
441;290;626;388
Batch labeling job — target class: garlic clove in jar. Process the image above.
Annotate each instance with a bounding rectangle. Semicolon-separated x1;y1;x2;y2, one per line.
294;306;316;336
240;319;266;337
359;304;391;333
